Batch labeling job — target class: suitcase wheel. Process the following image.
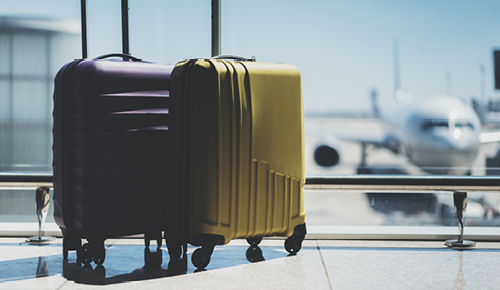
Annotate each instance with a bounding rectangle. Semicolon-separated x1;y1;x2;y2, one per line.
284;235;304;255
93;245;106;266
246;245;265;263
77;241;106;265
77;243;93;265
285;223;307;255
246;237;263;246
191;246;214;269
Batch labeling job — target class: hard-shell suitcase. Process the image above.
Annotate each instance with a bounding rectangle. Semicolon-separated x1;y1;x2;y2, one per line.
166;57;307;269
52;0;173;264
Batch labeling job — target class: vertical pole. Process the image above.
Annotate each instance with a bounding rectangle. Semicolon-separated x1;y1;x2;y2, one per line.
122;0;130;59
81;0;88;59
480;64;485;109
212;0;221;57
392;38;400;98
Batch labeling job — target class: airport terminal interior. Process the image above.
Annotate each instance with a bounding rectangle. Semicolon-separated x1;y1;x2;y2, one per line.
3;0;500;289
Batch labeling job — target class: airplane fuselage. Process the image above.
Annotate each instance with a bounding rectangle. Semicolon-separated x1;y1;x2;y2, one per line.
383;95;481;175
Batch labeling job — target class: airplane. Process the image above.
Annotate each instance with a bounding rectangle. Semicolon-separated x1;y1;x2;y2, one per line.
311;91;482;175
308;89;500;175
306;91;500;226
309;39;500;176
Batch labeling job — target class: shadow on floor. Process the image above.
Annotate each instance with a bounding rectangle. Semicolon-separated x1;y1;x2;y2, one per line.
0;242;293;285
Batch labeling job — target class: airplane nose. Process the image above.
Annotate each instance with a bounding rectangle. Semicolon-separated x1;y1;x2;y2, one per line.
440;129;477;151
440;131;479;163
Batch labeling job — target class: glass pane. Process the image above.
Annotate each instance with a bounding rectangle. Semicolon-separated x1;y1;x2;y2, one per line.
49;33;80;76
128;0;211;64
86;0;122;57
0;34;10;74
223;0;500;178
0;189;54;223
12;33;48;76
0;80;10;119
223;0;500;228
12;81;49;120
0;13;80;174
0;0;498;234
305;189;500;227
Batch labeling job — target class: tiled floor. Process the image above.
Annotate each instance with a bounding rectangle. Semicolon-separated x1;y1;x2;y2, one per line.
1;237;500;289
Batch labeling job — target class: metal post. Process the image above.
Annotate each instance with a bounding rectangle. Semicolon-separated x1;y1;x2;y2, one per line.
121;0;130;59
211;0;221;57
81;0;88;59
445;191;476;249
392;38;400;97
27;187;55;244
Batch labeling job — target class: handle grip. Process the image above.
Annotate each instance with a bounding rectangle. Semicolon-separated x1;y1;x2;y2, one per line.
95;53;142;62
213;55;256;62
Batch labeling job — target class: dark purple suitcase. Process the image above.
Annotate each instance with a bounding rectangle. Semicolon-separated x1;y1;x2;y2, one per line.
52;0;173;264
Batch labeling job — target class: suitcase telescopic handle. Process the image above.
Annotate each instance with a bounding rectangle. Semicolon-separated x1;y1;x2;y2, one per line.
80;0;132;60
212;55;256;62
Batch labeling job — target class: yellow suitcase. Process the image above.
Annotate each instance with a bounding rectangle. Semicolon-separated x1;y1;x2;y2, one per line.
166;57;306;269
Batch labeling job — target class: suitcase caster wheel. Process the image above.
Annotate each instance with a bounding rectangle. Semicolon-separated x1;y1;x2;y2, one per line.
285;235;303;255
246;237;262;246
246;246;264;262
192;247;211;269
93;246;106;265
78;243;93;265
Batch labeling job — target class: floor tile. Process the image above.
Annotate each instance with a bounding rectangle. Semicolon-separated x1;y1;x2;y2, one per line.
319;244;500;290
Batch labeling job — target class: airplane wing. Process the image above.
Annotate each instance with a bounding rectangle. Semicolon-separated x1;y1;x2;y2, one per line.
479;131;500;143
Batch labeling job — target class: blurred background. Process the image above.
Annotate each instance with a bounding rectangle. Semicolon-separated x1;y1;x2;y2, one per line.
1;0;500;228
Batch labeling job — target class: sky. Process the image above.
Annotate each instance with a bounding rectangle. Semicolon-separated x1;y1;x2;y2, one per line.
2;0;500;114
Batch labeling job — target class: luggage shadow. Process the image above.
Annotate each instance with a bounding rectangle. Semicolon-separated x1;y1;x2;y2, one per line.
62;244;287;285
62;247;185;285
0;242;292;285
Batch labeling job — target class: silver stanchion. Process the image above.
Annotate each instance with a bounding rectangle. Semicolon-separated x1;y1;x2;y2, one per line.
445;191;475;249
27;187;56;244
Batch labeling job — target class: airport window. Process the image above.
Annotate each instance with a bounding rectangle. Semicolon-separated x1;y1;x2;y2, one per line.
1;0;500;238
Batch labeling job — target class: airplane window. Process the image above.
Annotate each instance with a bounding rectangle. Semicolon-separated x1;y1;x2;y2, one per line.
455;122;475;129
421;120;449;131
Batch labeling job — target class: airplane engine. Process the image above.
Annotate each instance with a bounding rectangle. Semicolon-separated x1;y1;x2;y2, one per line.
313;144;340;167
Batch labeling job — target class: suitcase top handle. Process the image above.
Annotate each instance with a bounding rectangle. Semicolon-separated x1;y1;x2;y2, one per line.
95;53;142;62
212;55;256;62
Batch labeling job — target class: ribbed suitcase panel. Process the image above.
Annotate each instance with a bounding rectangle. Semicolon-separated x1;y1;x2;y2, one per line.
53;59;172;238
184;60;305;244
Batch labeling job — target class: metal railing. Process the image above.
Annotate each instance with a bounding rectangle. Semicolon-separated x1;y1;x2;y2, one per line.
1;173;500;241
1;173;500;192
0;173;53;189
305;175;500;192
